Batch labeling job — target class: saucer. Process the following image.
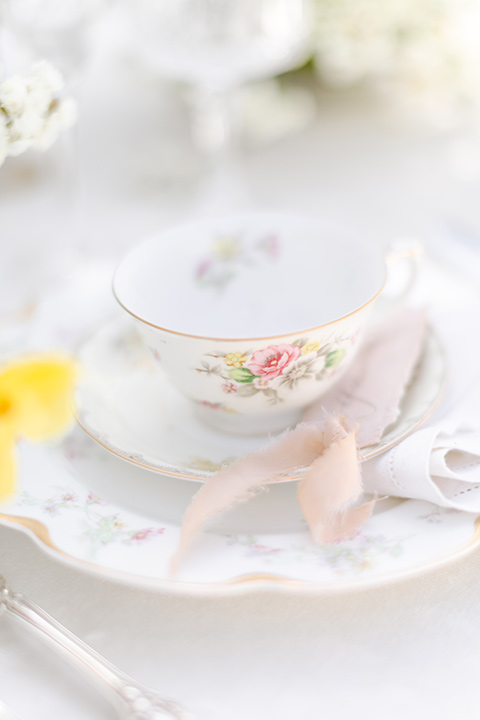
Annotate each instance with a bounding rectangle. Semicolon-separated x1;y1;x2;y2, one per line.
74;317;447;482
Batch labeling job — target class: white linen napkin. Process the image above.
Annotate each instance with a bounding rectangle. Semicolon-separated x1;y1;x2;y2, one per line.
362;311;480;511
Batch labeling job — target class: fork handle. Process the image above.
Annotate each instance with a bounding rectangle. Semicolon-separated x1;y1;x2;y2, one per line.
0;577;192;719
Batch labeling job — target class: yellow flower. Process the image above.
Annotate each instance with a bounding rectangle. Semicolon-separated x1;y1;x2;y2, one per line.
212;237;241;260
301;342;320;355
0;355;76;501
224;352;248;368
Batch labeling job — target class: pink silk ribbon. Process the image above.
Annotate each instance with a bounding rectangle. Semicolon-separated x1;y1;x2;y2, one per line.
170;307;427;575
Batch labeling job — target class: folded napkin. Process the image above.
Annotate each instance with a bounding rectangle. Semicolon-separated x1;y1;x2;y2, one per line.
171;306;433;573
362;422;480;510
359;304;480;512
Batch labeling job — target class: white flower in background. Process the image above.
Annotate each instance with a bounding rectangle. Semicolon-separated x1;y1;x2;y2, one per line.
31;97;78;152
8;108;44;155
0;60;77;167
30;60;65;96
313;0;480;120
0;76;29;116
27;61;65;116
0;114;9;166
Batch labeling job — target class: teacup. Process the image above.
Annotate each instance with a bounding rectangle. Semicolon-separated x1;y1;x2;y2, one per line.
113;213;391;435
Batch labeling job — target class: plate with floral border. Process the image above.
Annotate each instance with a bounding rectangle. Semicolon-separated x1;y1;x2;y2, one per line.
72;317;447;482
1;265;478;596
0;428;478;596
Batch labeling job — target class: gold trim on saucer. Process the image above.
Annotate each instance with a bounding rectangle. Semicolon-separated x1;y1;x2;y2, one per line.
73;333;447;485
74;389;444;483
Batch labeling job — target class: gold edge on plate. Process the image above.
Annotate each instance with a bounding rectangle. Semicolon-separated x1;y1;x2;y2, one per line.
1;511;479;594
0;514;67;554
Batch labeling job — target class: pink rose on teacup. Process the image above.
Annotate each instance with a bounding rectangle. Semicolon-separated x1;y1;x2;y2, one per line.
248;344;301;383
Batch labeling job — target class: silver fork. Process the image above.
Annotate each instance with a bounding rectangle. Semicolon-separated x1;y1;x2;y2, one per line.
0;577;193;720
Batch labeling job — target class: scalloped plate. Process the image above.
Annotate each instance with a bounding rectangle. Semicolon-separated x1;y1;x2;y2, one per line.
0;434;478;596
0;318;471;597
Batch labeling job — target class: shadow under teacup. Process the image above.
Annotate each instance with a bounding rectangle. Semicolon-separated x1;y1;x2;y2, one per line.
113;213;390;435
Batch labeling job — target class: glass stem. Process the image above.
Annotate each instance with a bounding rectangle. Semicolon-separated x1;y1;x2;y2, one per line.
187;86;251;214
188;87;235;157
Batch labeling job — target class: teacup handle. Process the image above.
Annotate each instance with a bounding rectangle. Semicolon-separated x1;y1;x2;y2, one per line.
380;239;423;310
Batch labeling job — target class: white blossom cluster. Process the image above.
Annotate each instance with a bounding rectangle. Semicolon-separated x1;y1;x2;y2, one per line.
0;60;77;167
314;0;480;120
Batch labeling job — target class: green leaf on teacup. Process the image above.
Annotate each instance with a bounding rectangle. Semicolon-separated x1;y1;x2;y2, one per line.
262;388;278;398
316;343;332;357
228;367;256;383
237;384;259;397
324;348;346;368
292;337;308;348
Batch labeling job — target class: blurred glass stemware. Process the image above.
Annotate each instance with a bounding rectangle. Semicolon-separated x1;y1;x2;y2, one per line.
129;0;313;212
4;0;110;85
0;0;114;319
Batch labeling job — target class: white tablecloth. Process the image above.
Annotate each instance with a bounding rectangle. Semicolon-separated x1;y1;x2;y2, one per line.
2;8;480;720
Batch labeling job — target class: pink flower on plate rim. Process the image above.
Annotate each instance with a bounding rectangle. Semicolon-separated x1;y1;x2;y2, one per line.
248;344;301;383
129;527;165;543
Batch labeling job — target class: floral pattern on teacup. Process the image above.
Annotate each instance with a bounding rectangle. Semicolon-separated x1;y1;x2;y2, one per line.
192;398;240;414
195;233;280;291
196;336;348;404
248;344;301;382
